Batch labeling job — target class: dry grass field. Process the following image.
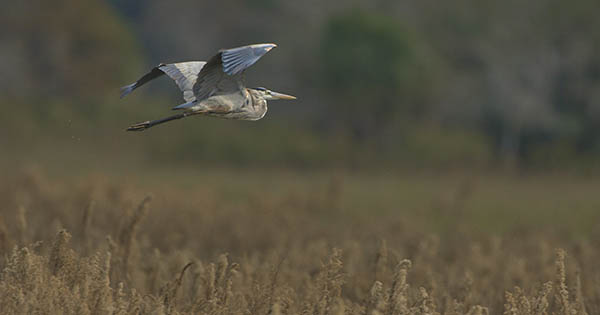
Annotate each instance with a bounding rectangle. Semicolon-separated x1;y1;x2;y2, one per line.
0;167;599;314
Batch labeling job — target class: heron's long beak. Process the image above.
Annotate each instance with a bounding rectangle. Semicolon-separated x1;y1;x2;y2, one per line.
271;91;296;100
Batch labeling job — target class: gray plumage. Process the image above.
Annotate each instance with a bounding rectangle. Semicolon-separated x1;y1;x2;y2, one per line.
120;43;296;131
119;61;206;102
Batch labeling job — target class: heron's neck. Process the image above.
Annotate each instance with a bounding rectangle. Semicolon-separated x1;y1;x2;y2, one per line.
247;89;268;119
248;89;265;106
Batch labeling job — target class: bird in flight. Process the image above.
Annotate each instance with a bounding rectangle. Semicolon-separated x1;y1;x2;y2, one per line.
120;43;296;131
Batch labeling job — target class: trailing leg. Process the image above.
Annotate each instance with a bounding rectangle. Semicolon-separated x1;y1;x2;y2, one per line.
126;112;194;131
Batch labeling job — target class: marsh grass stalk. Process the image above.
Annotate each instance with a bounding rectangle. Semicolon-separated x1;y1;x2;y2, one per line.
117;196;151;280
80;199;95;255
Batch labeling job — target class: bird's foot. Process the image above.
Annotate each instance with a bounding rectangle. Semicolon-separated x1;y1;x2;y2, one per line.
126;121;151;131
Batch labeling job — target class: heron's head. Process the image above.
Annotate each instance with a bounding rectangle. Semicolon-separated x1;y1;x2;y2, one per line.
252;87;296;101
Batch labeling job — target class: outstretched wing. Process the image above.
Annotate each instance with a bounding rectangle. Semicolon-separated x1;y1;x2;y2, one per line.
192;43;276;102
120;61;206;102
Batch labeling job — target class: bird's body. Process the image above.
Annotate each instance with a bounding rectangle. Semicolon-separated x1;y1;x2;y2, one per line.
120;43;295;131
192;89;268;120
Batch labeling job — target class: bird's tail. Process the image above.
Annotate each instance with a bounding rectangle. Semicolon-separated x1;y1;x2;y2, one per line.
126;112;191;131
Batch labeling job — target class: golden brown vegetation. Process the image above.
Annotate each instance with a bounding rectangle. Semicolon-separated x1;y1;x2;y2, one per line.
0;169;598;314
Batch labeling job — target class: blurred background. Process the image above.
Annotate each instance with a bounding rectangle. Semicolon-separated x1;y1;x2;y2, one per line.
2;0;600;237
3;0;600;170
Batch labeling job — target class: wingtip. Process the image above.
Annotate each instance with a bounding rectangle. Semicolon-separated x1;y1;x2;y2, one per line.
120;83;136;99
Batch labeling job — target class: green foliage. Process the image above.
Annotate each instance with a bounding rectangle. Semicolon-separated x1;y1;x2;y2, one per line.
319;10;429;138
3;0;143;103
321;10;411;94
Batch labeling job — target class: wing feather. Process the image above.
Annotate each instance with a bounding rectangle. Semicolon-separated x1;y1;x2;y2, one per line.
159;62;206;102
192;43;276;102
120;66;164;98
120;61;206;102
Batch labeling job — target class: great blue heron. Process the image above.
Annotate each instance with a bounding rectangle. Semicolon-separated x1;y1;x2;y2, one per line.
120;43;296;131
